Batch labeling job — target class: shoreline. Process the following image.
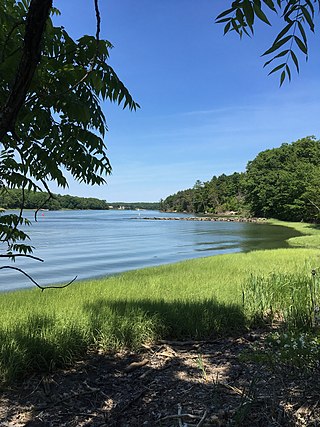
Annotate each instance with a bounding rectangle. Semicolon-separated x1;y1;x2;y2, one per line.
139;216;267;223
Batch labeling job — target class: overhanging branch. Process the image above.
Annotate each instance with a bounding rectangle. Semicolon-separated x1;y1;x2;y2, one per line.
0;266;77;291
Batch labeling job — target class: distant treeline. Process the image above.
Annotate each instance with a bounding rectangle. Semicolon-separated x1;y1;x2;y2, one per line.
161;136;320;222
0;189;109;210
110;202;160;210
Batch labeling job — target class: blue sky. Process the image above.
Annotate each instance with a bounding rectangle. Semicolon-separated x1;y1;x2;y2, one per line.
53;0;320;202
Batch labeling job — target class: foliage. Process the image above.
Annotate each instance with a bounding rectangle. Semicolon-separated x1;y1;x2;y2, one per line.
0;188;109;210
162;172;246;214
216;0;317;85
0;1;138;260
252;331;320;370
245;136;320;221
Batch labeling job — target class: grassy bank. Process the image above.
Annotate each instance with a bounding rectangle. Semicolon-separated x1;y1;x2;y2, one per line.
1;220;320;383
270;219;320;248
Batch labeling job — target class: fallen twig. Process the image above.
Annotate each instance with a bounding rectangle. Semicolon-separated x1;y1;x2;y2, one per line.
124;359;148;373
196;410;208;427
178;403;183;427
157;339;219;346
157;413;202;422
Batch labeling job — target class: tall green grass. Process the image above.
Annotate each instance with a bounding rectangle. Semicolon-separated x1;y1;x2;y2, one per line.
243;271;320;329
0;223;320;383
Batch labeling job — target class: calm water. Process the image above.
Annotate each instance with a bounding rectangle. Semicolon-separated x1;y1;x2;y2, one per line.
0;210;300;291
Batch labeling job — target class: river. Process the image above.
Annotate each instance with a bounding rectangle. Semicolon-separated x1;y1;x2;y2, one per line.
0;210;300;291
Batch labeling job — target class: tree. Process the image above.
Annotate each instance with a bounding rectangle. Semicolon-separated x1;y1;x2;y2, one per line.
216;0;317;85
244;136;320;221
0;0;138;286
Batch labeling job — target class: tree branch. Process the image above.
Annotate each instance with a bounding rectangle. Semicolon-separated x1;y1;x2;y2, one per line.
0;254;44;262
0;266;77;291
27;0;102;105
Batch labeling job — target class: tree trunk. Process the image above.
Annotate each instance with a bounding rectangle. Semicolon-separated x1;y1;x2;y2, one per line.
0;0;52;141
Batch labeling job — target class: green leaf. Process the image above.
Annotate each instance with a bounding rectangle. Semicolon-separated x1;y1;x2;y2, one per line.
224;21;232;35
285;64;291;81
216;17;231;24
290;50;300;73
297;21;308;46
305;0;315;17
273;21;294;45
262;0;276;12
301;5;314;31
268;62;286;76
263;49;289;67
262;35;292;56
253;2;271;25
243;0;255;26
280;70;286;86
216;7;236;21
294;35;308;55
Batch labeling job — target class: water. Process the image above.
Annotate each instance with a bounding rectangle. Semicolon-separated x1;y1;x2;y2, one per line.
0;210;300;291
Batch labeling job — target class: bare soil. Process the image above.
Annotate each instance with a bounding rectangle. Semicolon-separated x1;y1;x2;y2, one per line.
0;330;319;427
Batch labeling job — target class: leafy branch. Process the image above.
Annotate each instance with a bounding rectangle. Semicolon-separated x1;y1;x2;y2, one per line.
216;0;317;85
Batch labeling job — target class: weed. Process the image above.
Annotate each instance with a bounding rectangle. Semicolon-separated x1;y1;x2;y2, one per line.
196;354;207;382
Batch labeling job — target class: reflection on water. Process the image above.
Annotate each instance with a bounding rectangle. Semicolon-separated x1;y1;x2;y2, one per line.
0;210;301;291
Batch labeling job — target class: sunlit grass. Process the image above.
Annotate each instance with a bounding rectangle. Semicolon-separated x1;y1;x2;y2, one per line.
1;219;320;383
269;219;320;248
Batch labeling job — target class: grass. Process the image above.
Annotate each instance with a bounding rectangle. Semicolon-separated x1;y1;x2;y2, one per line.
270;219;320;248
1;220;320;383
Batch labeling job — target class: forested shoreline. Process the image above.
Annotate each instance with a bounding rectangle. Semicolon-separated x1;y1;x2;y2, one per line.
0;190;161;211
0;189;109;211
161;136;320;222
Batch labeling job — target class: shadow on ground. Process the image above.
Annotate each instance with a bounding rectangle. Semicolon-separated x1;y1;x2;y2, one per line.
0;300;319;426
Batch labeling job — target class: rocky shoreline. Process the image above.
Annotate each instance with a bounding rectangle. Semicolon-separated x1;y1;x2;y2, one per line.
139;216;266;223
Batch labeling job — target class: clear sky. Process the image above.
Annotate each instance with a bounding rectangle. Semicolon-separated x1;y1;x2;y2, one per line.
53;0;320;202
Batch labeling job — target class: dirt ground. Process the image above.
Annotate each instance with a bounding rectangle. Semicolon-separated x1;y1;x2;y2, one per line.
0;331;319;427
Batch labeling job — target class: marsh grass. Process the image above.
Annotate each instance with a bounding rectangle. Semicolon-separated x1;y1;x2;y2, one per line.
243;272;319;330
1;226;320;383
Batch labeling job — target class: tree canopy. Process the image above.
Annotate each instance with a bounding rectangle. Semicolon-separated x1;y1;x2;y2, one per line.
245;136;320;220
0;0;138;260
161;173;246;215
